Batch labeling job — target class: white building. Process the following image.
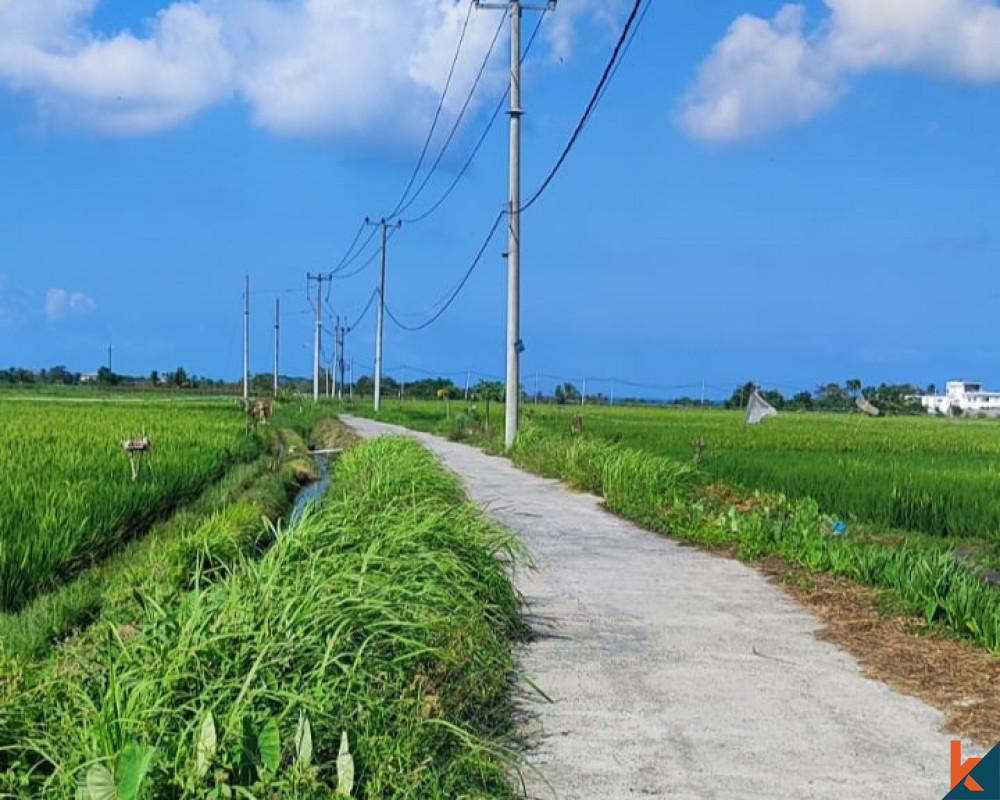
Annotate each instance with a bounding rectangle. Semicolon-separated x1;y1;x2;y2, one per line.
916;381;1000;416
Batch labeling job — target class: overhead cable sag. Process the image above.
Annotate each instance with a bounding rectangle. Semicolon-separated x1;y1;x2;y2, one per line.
384;210;505;331
387;0;477;218
401;10;550;225
520;0;647;214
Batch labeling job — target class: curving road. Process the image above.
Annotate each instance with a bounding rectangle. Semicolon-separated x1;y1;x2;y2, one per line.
343;417;959;800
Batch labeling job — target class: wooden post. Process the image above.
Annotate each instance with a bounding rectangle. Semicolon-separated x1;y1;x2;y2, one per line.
122;434;152;482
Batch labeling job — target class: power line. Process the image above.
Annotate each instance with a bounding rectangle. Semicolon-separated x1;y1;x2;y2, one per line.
401;11;550;225
393;11;508;219
347;288;379;332
384;210;505;332
520;0;647;214
598;0;650;104
387;0;476;218
332;219;368;273
333;225;400;280
333;226;380;275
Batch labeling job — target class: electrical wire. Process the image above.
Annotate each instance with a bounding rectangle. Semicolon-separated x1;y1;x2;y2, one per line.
520;0;647;214
333;226;379;275
597;0;651;105
333;225;400;281
393;11;508;219
402;87;507;225
384;210;505;331
401;11;549;225
387;0;476;218
331;219;368;272
347;288;379;332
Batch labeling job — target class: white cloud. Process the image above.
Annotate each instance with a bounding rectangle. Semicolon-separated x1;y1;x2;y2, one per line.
679;0;1000;143
0;0;614;141
0;2;235;133
224;0;507;141
46;288;96;321
545;0;625;62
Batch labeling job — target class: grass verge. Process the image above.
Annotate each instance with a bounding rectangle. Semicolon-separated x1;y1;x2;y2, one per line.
345;403;1000;653
0;435;524;798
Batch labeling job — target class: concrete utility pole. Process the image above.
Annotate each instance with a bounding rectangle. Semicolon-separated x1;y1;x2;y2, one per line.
476;0;556;451
273;298;280;397
365;217;401;412
243;275;250;405
330;316;339;399
307;272;332;402
582;377;587;406
336;322;346;399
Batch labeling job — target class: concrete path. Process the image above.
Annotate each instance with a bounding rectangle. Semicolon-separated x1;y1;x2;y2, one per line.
343;417;957;800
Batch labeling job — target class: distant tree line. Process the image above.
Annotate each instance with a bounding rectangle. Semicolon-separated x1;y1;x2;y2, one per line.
0;367;932;415
723;379;925;415
0;365;232;391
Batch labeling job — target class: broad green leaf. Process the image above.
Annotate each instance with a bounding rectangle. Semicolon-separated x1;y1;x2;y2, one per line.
257;718;281;775
85;764;118;800
336;731;354;797
116;743;155;800
196;712;217;780
294;711;313;769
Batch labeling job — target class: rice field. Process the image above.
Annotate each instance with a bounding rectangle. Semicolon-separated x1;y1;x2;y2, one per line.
0;397;257;612
357;399;1000;540
524;405;1000;540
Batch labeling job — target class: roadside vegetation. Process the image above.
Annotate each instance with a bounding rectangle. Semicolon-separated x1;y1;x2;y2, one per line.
344;398;1000;654
1;403;524;798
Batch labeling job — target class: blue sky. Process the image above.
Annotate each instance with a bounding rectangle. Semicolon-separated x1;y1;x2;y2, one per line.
2;0;1000;399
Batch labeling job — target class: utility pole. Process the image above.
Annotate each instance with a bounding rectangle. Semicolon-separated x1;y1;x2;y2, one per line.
306;273;332;402
107;344;112;373
581;377;587;407
273;298;280;396
465;370;471;402
365;217;401;412
336;322;346;399
475;0;556;451
330;314;340;398
400;365;406;401
243;275;250;405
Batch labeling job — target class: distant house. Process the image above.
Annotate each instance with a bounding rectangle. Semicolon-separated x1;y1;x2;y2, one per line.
915;381;1000;416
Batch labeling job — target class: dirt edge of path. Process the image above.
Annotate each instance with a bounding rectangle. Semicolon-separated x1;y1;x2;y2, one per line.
752;555;1000;748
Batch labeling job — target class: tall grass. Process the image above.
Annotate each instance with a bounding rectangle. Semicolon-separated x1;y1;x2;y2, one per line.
0;436;524;798
351;398;1000;541
511;424;1000;652
528;405;1000;540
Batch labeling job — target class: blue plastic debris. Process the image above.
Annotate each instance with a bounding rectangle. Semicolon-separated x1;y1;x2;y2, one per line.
831;521;847;534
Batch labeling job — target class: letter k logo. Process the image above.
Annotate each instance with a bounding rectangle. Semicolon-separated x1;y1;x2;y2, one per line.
953;741;984;792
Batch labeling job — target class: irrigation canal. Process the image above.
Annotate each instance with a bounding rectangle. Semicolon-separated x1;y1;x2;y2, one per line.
342;415;958;800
